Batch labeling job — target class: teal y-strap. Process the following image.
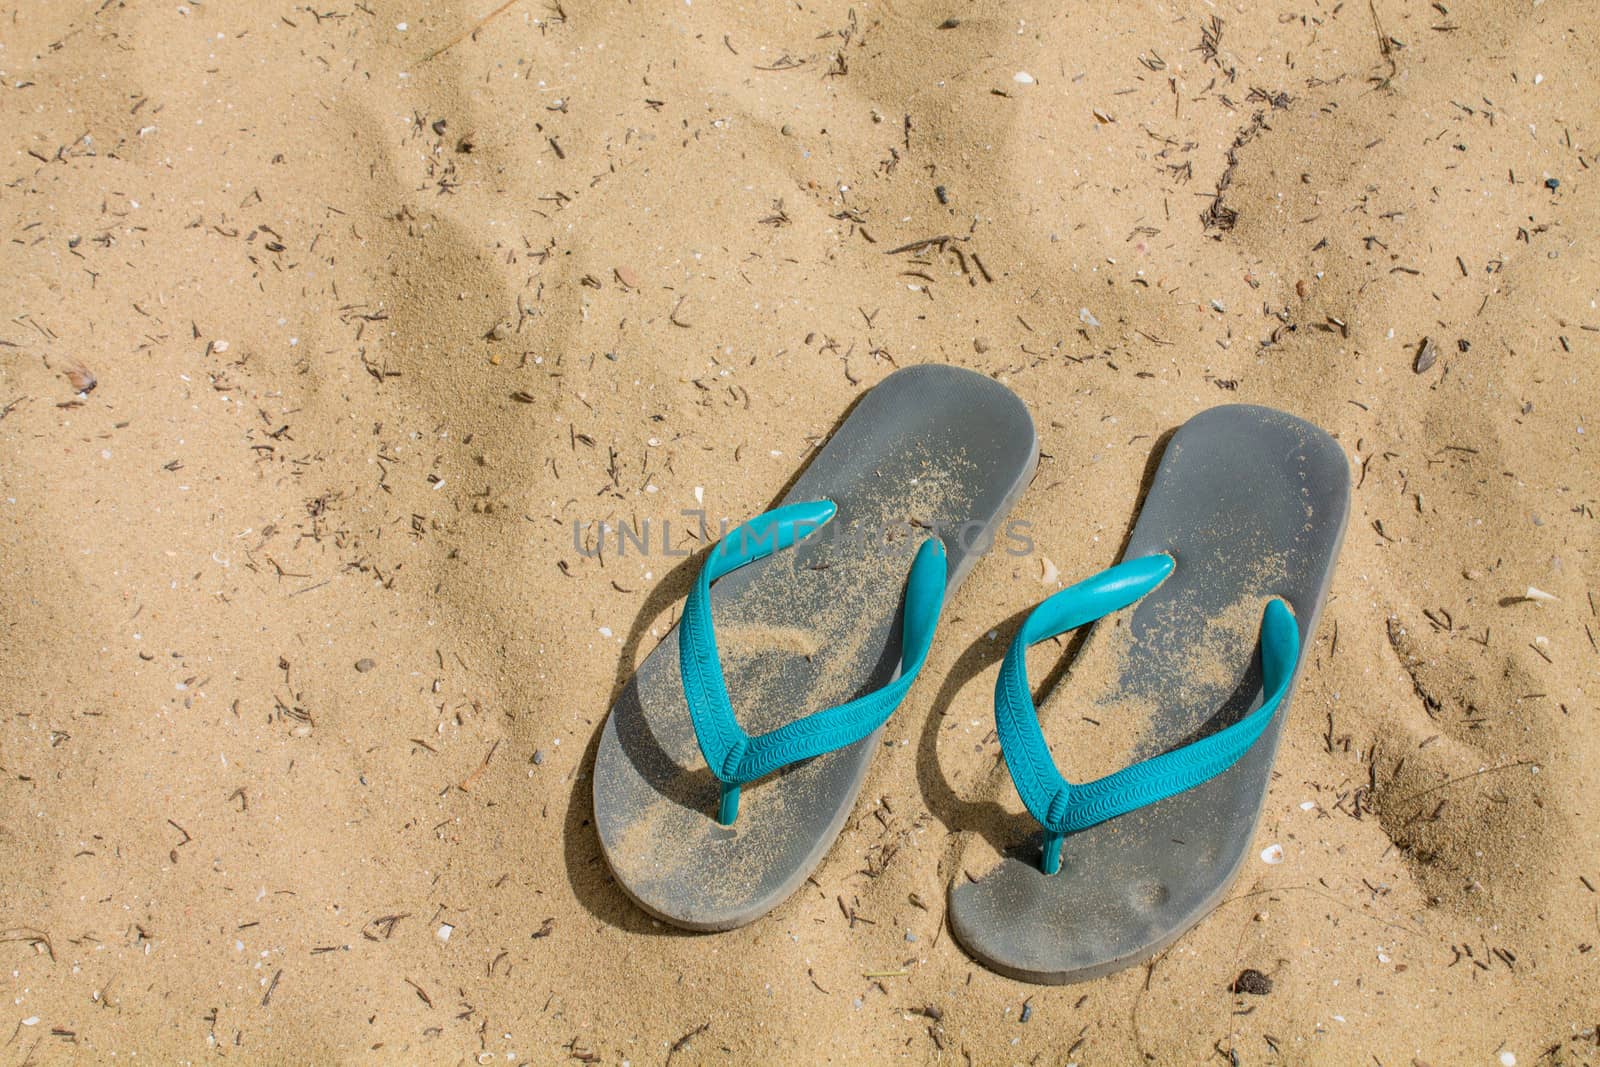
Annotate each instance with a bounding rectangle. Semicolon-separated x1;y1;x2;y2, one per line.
679;499;947;825
994;555;1301;874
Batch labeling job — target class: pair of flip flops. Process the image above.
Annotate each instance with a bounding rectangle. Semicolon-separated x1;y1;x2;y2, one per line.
594;365;1348;983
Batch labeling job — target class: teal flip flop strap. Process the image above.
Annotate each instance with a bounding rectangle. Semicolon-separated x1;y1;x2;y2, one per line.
679;499;947;825
994;555;1302;874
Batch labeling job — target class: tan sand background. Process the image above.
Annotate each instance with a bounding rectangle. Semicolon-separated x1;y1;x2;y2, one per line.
2;0;1596;1062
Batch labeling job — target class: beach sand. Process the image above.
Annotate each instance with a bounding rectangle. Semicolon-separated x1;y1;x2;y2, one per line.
2;0;1596;1062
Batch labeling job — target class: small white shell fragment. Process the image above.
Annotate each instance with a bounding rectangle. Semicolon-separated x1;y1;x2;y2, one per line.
1079;307;1101;327
1524;586;1557;602
1299;800;1317;811
1039;556;1059;585
598;626;614;638
1500;1052;1517;1067
1014;71;1035;84
1260;843;1285;865
437;923;453;942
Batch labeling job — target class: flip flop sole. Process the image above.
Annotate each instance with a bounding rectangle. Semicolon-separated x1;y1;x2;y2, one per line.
595;365;1037;930
949;404;1349;982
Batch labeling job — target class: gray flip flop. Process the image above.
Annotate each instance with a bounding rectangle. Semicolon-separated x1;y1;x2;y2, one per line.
949;405;1349;983
595;365;1037;930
